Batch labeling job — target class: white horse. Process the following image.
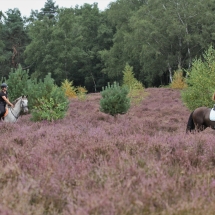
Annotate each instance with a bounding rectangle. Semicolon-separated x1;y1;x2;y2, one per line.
3;95;28;122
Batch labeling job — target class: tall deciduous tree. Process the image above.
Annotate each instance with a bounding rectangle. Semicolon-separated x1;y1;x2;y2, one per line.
100;0;146;83
129;0;215;86
25;3;113;91
102;0;215;87
0;9;28;77
0;11;7;76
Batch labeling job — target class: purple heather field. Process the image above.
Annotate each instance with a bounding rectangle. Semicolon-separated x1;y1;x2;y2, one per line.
1;88;215;215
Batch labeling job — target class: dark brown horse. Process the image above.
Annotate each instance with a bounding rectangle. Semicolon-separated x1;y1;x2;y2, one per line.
186;107;215;133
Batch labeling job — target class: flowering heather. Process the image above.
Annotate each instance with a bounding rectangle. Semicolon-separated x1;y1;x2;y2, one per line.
1;88;215;214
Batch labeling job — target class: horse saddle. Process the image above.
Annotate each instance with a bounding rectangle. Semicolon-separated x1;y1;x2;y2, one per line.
209;108;215;121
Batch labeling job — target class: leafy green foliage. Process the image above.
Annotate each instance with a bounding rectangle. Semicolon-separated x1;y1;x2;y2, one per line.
100;82;130;116
181;46;215;110
3;0;215;90
29;73;69;112
102;0;215;87
5;64;29;101
30;74;69;121
0;9;29;76
5;67;69;121
25;4;112;90
31;95;68;122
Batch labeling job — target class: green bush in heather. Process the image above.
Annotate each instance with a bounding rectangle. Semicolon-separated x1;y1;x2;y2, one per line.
122;63;144;105
100;82;130;116
5;64;29;101
31;88;69;121
30;74;69;121
26;73;57;109
181;46;215;110
5;67;69;121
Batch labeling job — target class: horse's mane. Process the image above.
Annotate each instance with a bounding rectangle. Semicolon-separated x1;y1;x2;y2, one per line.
12;97;22;106
12;96;27;106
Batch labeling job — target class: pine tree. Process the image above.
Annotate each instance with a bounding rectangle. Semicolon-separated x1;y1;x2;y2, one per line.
61;79;77;98
100;82;130;116
122;63;144;105
5;64;29;101
182;46;215;110
170;69;187;89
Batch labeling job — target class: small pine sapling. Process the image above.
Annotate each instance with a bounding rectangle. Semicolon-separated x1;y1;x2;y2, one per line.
122;63;144;105
170;69;187;89
182;45;215;110
61;79;77;98
100;82;130;117
5;64;29;101
77;86;88;101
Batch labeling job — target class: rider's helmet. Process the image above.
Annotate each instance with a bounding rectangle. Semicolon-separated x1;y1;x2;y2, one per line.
1;83;8;89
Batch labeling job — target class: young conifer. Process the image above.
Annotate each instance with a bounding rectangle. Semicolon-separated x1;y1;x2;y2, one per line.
122;63;144;105
170;69;187;89
100;82;130;116
61;79;77;98
5;64;29;101
76;86;88;101
182;46;215;110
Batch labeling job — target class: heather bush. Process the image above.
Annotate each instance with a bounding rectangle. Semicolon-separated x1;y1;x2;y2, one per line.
100;82;130;116
2;88;215;214
182;46;215;110
170;69;187;89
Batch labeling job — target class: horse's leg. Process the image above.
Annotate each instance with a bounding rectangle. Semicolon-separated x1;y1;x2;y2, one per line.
193;118;206;132
195;124;206;132
186;111;195;133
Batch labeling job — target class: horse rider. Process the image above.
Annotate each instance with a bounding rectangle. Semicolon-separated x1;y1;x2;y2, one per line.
0;83;14;120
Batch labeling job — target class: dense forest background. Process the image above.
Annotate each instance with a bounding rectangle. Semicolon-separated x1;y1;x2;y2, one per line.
1;0;215;92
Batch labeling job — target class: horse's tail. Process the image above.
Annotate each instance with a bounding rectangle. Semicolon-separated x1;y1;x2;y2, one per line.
186;111;195;133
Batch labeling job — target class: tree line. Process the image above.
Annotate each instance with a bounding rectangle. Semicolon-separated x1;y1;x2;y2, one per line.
1;0;215;92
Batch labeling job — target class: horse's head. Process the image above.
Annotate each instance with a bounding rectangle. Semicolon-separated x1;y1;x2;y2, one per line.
20;95;28;113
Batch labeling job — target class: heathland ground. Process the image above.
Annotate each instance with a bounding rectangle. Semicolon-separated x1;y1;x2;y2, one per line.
1;88;215;215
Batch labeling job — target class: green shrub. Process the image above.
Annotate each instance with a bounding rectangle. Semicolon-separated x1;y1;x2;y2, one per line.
100;82;130;116
27;73;56;109
181;46;215;110
122;63;144;105
5;64;29;101
170;69;187;89
30;75;69;121
31;97;68;122
76;86;88;101
5;67;69;121
61;79;77;98
31;86;69;122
